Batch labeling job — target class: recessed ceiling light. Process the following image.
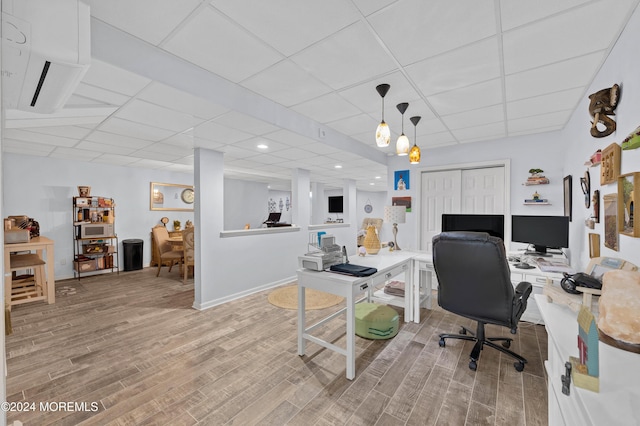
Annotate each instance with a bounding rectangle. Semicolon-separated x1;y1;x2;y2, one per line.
370;182;375;185
335;165;342;169
375;176;381;179
257;144;268;149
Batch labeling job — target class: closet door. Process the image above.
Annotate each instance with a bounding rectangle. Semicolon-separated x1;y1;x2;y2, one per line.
461;167;505;214
420;170;462;253
421;166;505;251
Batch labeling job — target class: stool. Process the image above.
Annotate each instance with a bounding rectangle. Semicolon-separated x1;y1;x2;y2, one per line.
8;253;47;307
355;302;399;340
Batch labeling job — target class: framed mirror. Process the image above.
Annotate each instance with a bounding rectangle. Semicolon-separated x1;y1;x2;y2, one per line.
150;182;194;211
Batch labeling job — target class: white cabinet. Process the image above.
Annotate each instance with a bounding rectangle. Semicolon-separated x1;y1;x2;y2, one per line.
509;267;564;324
536;294;640;425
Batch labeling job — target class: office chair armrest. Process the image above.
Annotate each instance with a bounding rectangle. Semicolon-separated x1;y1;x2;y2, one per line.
511;281;533;329
514;281;532;301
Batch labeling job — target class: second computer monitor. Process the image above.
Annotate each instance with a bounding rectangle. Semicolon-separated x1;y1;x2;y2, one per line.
441;214;505;240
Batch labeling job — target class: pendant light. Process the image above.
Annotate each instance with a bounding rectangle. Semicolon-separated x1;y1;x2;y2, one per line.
409;116;421;164
375;84;391;147
396;102;410;156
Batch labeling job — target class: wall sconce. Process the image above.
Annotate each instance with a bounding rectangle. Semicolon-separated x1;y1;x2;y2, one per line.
396;102;410;156
375;84;391;147
409;116;421;164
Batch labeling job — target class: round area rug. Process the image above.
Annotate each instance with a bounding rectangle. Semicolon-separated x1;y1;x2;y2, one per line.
268;284;344;310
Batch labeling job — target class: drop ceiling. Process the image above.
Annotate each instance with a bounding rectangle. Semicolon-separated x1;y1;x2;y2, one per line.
3;0;639;191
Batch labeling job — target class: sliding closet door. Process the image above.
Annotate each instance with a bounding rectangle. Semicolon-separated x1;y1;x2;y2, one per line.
420;170;462;253
421;166;505;252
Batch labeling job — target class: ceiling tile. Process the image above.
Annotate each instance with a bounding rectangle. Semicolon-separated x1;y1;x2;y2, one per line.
503;1;635;75
49;147;102;161
91;153;140;166
507;87;584;119
367;0;496;65
84;130;155;150
506;52;604;101
240;60;333;107
2;139;55;156
290;21;397;90
452;121;506;142
3;129;79;147
76;141;138;155
72;82;130;106
508;110;573;133
407;37;501;96
291;93;362;124
213;111;280;135
263;129;317;147
210;0;361;56
427;79;503;116
441;104;505;131
501;0;591;31
97;117;176;141
163;6;283;83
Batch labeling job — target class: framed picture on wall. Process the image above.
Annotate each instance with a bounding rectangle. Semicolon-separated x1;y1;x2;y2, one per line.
392;196;412;212
603;193;618;251
563;175;572;221
394;170;409;190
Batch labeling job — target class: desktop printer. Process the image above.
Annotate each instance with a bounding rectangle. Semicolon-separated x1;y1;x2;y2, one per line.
298;234;342;271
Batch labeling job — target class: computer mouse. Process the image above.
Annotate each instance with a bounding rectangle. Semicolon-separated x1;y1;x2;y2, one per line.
515;262;535;269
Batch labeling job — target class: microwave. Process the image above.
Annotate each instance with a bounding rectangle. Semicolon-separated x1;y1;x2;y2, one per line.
78;223;114;239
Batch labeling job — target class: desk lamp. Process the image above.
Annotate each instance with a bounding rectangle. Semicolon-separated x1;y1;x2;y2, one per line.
384;205;406;250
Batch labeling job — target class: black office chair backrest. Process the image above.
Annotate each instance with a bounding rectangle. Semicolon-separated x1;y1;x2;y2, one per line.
432;231;515;326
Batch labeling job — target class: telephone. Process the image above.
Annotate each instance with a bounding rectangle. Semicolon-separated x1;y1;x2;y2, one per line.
560;272;602;294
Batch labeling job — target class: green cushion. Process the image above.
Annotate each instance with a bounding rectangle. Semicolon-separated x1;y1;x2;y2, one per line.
355;302;399;340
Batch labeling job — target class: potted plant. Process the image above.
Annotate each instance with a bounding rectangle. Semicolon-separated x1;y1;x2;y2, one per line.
173;220;181;231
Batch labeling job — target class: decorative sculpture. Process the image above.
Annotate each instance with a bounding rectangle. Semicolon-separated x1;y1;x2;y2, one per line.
588;84;620;138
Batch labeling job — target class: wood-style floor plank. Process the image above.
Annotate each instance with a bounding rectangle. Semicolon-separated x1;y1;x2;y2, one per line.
5;267;548;425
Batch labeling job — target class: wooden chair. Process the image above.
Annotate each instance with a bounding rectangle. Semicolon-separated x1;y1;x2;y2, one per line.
151;226;183;277
182;227;195;284
8;253;47;307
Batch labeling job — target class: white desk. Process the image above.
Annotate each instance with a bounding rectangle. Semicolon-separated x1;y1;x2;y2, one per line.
297;251;415;380
537;294;640;425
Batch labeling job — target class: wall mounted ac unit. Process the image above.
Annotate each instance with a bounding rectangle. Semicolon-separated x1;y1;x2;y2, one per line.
1;0;90;114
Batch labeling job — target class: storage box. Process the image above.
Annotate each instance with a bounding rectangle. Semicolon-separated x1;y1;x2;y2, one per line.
4;229;30;244
74;259;96;272
83;244;108;254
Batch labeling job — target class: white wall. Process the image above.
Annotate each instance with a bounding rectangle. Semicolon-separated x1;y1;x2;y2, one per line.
559;4;640;271
2;153;194;279
223;178;268;230
268;189;293;225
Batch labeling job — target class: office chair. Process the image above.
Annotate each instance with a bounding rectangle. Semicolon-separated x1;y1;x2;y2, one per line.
432;231;532;372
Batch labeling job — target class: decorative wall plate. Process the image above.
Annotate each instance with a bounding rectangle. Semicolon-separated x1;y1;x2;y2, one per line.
181;188;195;204
364;203;373;213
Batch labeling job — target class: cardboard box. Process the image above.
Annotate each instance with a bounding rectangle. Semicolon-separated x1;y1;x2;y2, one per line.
74;259;96;272
4;229;30;244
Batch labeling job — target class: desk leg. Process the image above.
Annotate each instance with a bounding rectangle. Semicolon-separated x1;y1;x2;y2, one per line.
39;247;55;304
346;290;355;380
405;262;414;323
4;248;11;310
297;284;305;356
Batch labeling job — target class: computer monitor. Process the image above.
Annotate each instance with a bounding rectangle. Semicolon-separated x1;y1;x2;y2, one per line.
511;215;569;255
328;196;343;213
441;214;505;240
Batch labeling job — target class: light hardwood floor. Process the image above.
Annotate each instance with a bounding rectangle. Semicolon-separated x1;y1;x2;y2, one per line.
6;268;548;425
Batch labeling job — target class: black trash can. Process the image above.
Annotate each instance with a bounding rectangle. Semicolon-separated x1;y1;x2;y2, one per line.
122;239;143;271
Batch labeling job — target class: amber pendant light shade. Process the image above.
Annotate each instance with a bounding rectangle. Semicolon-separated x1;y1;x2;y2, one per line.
396;102;410;156
375;84;391;147
409;116;421;164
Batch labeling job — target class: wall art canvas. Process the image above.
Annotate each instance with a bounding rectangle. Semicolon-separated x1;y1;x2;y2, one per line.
394;170;409;190
392;196;412;212
603;193;618;251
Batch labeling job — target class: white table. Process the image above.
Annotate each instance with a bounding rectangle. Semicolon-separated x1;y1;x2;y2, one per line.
297;251;415;380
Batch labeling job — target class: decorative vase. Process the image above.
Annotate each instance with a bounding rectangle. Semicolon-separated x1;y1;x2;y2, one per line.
363;225;381;255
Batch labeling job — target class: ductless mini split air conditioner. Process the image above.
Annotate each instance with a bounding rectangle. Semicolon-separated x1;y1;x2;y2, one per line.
1;0;90;113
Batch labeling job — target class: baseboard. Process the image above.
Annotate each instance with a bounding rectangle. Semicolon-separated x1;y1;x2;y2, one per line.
193;275;296;311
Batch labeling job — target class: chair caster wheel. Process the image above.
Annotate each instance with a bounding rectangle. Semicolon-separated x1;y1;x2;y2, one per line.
502;340;511;349
460;327;467;335
514;361;525;372
439;338;446;347
469;360;477;371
